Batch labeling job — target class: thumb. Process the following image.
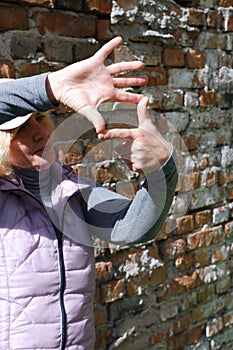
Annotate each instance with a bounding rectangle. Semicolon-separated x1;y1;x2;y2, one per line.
137;96;150;126
78;107;105;134
94;36;123;62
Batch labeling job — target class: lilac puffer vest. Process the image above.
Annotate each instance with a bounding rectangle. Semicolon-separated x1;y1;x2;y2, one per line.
0;165;96;350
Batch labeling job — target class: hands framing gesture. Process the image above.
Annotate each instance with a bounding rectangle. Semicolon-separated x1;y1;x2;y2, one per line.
46;37;172;171
99;97;172;174
47;37;148;134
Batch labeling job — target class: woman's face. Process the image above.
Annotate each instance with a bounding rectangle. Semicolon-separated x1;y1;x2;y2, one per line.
10;113;55;170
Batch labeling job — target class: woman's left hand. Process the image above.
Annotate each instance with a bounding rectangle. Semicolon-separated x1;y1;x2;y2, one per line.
98;97;172;174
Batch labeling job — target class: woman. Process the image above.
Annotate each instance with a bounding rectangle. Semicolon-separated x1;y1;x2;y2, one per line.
0;95;177;349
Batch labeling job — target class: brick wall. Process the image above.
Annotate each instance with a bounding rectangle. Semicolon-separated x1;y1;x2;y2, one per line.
1;0;233;349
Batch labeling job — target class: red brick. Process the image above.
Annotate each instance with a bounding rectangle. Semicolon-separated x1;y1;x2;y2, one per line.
198;284;215;303
157;280;185;302
206;316;223;337
113;0;140;12
147;245;160;259
110;247;156;275
188;9;205;27
94;286;101;303
164;239;187;260
95;326;113;350
188;226;223;251
168;324;203;350
166;2;182;17
55;0;82;11
176;215;194;235
190;172;201;190
224;312;233;327
186;49;204;69
34;10;96;37
218;0;233;6
224;221;233;237
10;33;41;59
164;90;184;108
199;90;216;107
226;15;233;31
194;210;212;229
163;48;184;67
175;271;201;290
168;332;185;350
127;273;149;296
18;62;65;78
22;0;55;6
153;331;165;344
145;67;167;86
178;172;200;192
185;325;203;346
182;133;199;151
74;40;100;62
150;265;166;286
201;168;219;187
194;249;210;268
96;19;113;40
212;246;229;263
173;313;191;334
199;155;209;170
0;6;28;31
191;70;207;88
175;255;192;272
227;184;233;200
172;28;197;47
94;304;108;326
101;279;126;303
0;60;15;78
219;171;233;185
96;261;113;283
207;10;223;29
85;0;112;13
43;39;73;63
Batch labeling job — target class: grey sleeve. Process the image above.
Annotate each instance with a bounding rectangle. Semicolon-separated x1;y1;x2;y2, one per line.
0;73;55;118
81;148;178;245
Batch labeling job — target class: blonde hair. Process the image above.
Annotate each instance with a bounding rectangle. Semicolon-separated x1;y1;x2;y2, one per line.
0;112;54;176
0;129;16;176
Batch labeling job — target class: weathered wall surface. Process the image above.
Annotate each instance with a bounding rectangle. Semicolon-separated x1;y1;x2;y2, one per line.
1;0;233;349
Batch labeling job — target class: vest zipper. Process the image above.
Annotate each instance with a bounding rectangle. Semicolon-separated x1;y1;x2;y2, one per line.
54;226;67;350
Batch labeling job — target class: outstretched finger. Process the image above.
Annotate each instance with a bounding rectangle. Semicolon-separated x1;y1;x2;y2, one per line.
107;61;145;75
94;36;123;62
98;128;135;141
110;90;145;104
113;75;148;87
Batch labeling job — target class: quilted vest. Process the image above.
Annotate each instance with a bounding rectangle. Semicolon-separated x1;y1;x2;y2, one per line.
0;165;96;350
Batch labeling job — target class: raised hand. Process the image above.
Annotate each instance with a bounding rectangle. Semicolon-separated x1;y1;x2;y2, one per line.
98;97;172;174
46;37;148;133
